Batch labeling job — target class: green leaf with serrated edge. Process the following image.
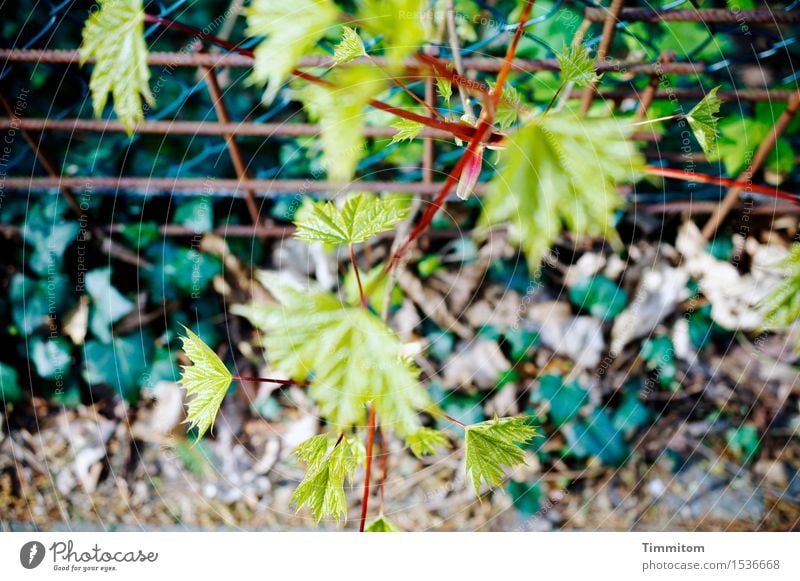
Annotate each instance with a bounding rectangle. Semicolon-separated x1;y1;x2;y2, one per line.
292;434;365;522
761;243;800;351
293;193;409;245
334;26;367;65
480;113;642;271
178;325;233;439
233;279;433;436
436;77;452;107
465;416;537;493
556;44;600;87
487;82;520;129
686;86;721;158
295;66;387;181
390;120;425;144
359;0;430;64
247;0;337;104
80;0;154;134
406;427;450;458
295;434;331;470
365;514;401;532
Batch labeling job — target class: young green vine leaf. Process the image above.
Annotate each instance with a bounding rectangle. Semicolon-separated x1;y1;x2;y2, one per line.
556;44;601;87
232;278;433;436
296;66;387;181
481;113;643;270
465;416;538;493
761;243;800;351
358;0;431;64
364;514;402;532
334;26;367;65
406;427;451;458
390;120;425;144
436;77;453;109
292;434;366;522
80;0;154;134
247;0;338;104
686;86;722;158
178;326;233;439
294;193;410;245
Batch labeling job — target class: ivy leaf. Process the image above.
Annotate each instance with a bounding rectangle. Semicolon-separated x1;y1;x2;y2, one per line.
0;362;23;404
481;113;642;270
761;243;800;351
556;44;600;87
406;427;450;458
436;77;452;108
292;434;365;522
295;66;387;181
465;416;538;493
233;280;432;436
80;0;154;134
359;0;430;64
178;325;233;439
293;193;410;245
365;514;401;532
334;26;367;65
686;86;721;158
247;0;338;104
390;120;424;144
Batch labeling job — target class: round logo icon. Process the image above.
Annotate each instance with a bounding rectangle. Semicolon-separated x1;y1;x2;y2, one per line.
20;541;46;569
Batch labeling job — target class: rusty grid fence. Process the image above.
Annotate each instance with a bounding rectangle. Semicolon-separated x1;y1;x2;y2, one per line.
1;2;800;245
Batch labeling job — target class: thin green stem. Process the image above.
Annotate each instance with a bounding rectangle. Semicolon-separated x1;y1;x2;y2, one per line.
630;113;683;127
232;375;311;386
542;82;565;116
349;244;368;309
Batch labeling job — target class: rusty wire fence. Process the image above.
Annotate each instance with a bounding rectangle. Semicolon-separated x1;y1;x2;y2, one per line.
1;1;800;245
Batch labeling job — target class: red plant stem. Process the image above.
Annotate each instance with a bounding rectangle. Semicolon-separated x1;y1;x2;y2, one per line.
644;166;798;203
359;404;377;532
232;375;311;386
386;0;535;271
442;413;466;428
349;244;368;308
142;13;500;144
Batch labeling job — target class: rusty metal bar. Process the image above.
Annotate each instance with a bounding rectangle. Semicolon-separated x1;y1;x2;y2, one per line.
701;91;800;240
0;118;454;139
1;176;491;196
581;0;625;116
201;65;260;224
585;7;800;24
0;49;707;74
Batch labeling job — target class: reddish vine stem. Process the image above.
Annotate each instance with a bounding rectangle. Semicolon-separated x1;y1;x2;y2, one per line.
359;404;377;532
644;166;798;203
386;0;535;272
349;244;368;308
232;376;311;386
378;426;388;513
142;13;502;144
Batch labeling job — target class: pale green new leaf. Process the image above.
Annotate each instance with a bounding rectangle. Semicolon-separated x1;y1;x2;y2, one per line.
390;120;425;144
557;44;600;87
686;86;722;158
406;427;450;458
233;281;432;436
294;193;410;244
292;434;366;522
358;0;430;64
365;514;402;532
436;77;452;108
480;113;643;270
247;0;337;104
487;82;520;129
761;243;800;351
296;66;387;181
334;26;367;64
80;0;154;134
178;326;233;438
465;416;538;493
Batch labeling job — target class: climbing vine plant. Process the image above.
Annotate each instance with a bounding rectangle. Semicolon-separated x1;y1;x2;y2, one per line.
77;0;798;530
